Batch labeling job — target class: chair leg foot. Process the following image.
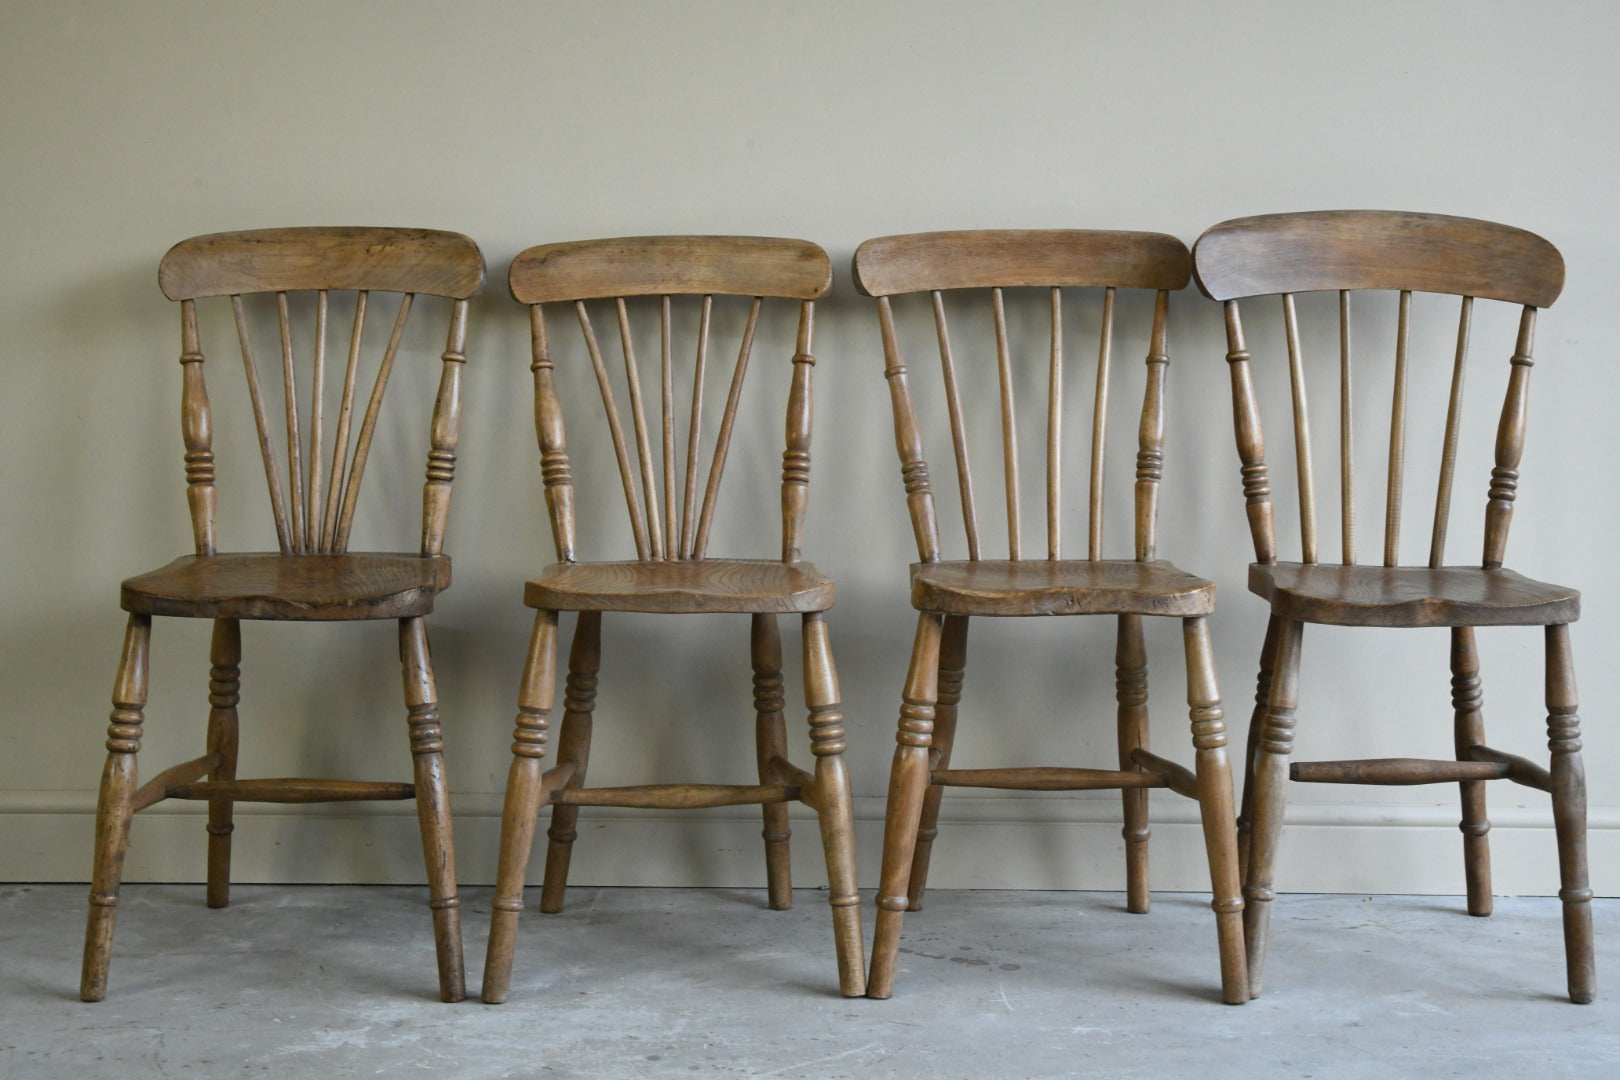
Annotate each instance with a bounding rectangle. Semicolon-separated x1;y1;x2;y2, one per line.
399;617;464;1003
81;613;151;1003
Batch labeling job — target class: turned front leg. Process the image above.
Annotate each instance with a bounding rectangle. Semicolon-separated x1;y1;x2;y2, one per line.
541;611;601;914
1546;624;1594;1003
907;613;967;912
81;613;151;1002
205;618;241;909
1243;617;1302;1000
752;613;793;910
399;616;464;1002
1183;616;1248;1005
483;610;558;1005
1117;613;1151;914
868;611;943;999
1236;615;1280;878
1451;626;1492;917
802;612;865;997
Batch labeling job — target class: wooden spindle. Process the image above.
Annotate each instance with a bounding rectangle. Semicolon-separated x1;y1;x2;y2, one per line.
1135;290;1169;562
276;293;306;553
781;301;815;564
932;291;980;560
1339;291;1355;565
1430;296;1474;568
530;306;576;562
1484;308;1537;569
693;296;762;559
321;291;367;552
878;296;940;562
231;294;293;553
992;287;1021;559
680;296;712;559
1047;287;1063;560
306;291;327;554
178;300;217;556
334;293;413;552
577;300;649;560
1282;294;1318;564
616;298;663;558
1089;287;1116;561
1385;289;1411;566
1224;302;1276;564
661;296;677;555
422;299;467;557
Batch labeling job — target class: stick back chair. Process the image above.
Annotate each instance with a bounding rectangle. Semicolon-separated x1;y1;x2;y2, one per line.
481;236;865;1003
82;227;484;1002
1193;210;1591;1002
854;230;1248;1003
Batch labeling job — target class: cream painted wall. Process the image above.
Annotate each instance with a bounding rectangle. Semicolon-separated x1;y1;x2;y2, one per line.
3;0;1616;897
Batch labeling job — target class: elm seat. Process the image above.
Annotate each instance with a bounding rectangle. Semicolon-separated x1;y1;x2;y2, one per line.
1249;563;1579;628
912;559;1215;618
121;554;452;621
524;559;834;615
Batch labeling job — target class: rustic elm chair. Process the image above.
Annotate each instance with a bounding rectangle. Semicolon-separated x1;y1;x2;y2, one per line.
480;236;865;1003
854;230;1248;1003
81;227;484;1002
1193;210;1592;1002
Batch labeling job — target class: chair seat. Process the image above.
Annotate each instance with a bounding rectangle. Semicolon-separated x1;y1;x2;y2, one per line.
1249;562;1580;627
121;553;451;621
910;559;1215;617
525;559;836;614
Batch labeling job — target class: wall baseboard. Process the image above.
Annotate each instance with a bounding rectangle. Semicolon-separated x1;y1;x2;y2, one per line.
7;791;1614;895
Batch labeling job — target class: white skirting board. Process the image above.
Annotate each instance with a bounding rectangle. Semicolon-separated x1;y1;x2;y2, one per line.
5;790;1614;895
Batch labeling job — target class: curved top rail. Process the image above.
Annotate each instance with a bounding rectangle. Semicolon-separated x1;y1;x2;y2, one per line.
159;227;485;301
509;236;831;304
851;229;1191;297
1192;211;1563;306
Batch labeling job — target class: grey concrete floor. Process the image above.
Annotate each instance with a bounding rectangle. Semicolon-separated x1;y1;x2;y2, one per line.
1;885;1615;1078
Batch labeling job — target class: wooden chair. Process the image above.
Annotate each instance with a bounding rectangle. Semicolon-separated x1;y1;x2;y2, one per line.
81;227;485;1002
1193;210;1592;1003
855;230;1248;1003
481;236;865;1003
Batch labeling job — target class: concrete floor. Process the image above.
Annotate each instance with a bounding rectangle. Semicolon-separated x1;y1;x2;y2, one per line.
1;885;1615;1078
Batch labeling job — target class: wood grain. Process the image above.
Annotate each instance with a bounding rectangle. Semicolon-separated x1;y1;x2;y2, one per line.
120;553;450;621
510;235;830;303
160;227;484;300
853;229;1190;296
911;559;1214;618
525;559;833;614
1192;211;1563;306
1248;562;1578;628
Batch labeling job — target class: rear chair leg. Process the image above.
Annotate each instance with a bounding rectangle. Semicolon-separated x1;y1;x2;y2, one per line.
482;610;558;1005
1236;615;1280;878
802;612;865;997
81;613;152;1002
868;612;943;999
1243;617;1302;1000
1183;616;1249;1005
1545;624;1594;1003
1117;614;1151;914
907;613;967;912
205;619;241;909
541;611;600;914
752;614;793;910
1451;626;1492;917
399;616;464;1003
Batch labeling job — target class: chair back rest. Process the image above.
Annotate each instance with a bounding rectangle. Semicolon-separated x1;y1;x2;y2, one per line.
159;227;485;557
510;236;831;563
1192;211;1563;569
853;229;1191;563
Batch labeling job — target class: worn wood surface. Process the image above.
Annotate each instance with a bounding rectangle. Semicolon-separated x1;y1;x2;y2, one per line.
510;235;830;303
121;553;450;621
159;226;484;300
1192;211;1563;306
852;229;1190;296
1248;562;1578;627
526;559;834;614
911;559;1213;618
